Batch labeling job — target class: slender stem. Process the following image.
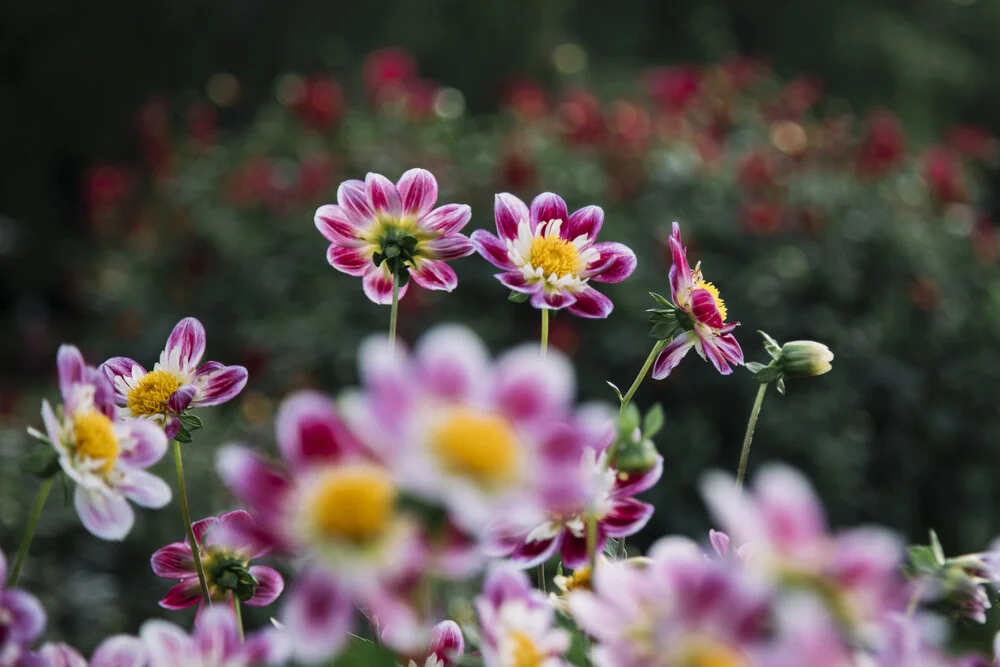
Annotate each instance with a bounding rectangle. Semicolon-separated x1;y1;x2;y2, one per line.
388;273;400;346
619;340;667;415
537;564;547;594
586;513;598;576
540;309;549;357
172;440;212;605
233;597;245;642
736;383;769;490
6;476;54;587
905;582;924;618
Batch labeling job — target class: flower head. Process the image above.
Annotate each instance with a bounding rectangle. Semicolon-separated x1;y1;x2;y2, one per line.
778;340;834;378
315;169;475;304
39;345;171;540
151;510;284;612
471;192;636;318
39;636;147;667
652;222;743;378
0;548;47;666
100;317;248;439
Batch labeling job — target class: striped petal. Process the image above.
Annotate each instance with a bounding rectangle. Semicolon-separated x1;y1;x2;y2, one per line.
362;264;409;305
471;229;516;270
411;260;458;292
397;168;439;217
276;390;362;470
326;245;373;277
39;643;87;667
715;333;745;366
90;636;148;667
429;620;465;667
529;192;569;229
246;566;284;606
56;345;87;400
365;172;402;218
613;455;663;497
100;357;145;404
423;234;475;260
602;498;654;538
529;289;577;310
192;362;248;407
566;205;603;241
651;330;696;380
566;286;614;319
141;620;197;666
509;532;563;569
496;271;538;294
281;568;353;663
494;193;529;241
421;204;472;234
561;529;605;569
337;179;375;226
689;289;724;328
164;318;207;374
151;542;195;579
159;579;201;610
314;204;365;247
587;242;637;284
698;332;735;375
668;222;693;301
168;384;196;415
75;486;134;541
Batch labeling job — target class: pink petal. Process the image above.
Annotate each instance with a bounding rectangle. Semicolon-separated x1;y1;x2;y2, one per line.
100;357;145;404
715;333;745;366
280;568;353;663
602;498;654;538
587;242;637;283
529;192;569;228
413;324;490;402
192;362;248;407
668;223;693;300
194;606;241;662
529;288;577;310
165;318;207;373
151;542;195;579
709;529;731;559
74;486;134;541
561;529;605;570
423;234;475;260
566;286;613;319
90;636;148;667
117;419;168;468
216;445;291;514
689;289;724;328
57;345;87;399
5;590;46;644
159;579;202;610
362;265;409;305
397;168;439;217
480;564;536;611
140;620;196;664
0;544;6;583
566;205;604;241
651;330;696;380
698;332;734;375
276;390;363;471
494;345;574;427
509;533;563;569
336;179;375;226
494;193;529;241
246;566;284;606
190;516;218;547
39;643;87;667
410;260;458;292
753;465;828;554
421;203;472;234
496;271;538;294
168;384;196;415
470;229;516;270
314;204;365;247
429;620;465;667
613;455;663;497
326;245;373;277
118;468;172;508
365;172;402;218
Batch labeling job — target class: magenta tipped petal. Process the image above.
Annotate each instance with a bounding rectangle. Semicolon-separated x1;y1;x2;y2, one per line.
651;330;697;380
326;245;373;277
471;230;516;271
566;287;614;319
411;260;459;292
529;192;569;229
494;193;529;241
165;317;207;373
397;168;439;217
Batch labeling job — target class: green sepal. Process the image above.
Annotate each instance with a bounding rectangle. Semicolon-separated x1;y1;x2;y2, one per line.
649;292;674;309
508;290;530;303
759;330;782;360
179;412;203;431
174;427;193;444
606;381;624;402
775;377;786;395
643;404;665;439
745;362;768;374
21;447;61;479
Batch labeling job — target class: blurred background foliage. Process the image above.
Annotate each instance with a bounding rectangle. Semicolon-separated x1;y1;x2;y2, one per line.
3;0;1000;656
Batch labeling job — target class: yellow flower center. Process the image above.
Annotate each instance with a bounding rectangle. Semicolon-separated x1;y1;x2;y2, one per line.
509;631;545;667
127;369;181;416
561;565;592;592
430;410;520;488
694;279;727;322
308;464;396;544
677;643;746;667
529;233;581;278
73;411;120;474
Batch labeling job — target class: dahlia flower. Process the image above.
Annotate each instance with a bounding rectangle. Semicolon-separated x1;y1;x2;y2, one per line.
140;606;287;666
341;324;582;537
100;317;248;439
471;192;636;317
314;169;475;304
567;537;770;667
475;565;570;667
217;391;425;663
150;510;283;611
38;636;146;667
38;346;171;540
651;222;743;378
0;548;46;666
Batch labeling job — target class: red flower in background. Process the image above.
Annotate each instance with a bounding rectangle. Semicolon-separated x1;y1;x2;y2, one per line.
738;151;778;191
856;109;907;177
923;146;967;204
643;66;701;115
557;88;606;146
774;76;823;118
501;78;549;121
296;154;336;202
138;96;173;178
363;48;418;103
84;164;134;227
498;147;537;190
946;125;997;162
186;102;217;151
292;76;344;131
741;201;783;235
721;56;770;91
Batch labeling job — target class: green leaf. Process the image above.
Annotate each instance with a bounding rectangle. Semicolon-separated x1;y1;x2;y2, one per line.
643;404;665;439
907;545;943;573
649;291;674;309
508;290;530;303
929;529;945;564
606;381;624;402
745;362;768;374
179;413;203;430
752;366;782;384
174;428;193;444
759;330;782;359
21;447;60;479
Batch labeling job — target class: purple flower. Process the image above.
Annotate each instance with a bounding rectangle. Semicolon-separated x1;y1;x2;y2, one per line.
150;510;284;612
0;548;46;666
652;222;743;378
36;345;171;541
471;192;636;318
140;606;287;666
38;636;146;667
408;620;464;667
100;317;248;439
315;169;475;304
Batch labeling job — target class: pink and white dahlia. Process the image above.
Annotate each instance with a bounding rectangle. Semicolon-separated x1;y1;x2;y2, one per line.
150;510;284;612
406;620;464;667
475;565;570;667
567;538;770;667
652;222;743;378
35;345;171;540
100;317;248;439
38;636;146;667
341;324;580;537
140;606;287;666
0;548;47;667
216;391;425;663
314;169;475;304
702;464;909;639
471;192;636;317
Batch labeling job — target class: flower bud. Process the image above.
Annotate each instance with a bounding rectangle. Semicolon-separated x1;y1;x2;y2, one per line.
778;340;833;378
612;437;659;476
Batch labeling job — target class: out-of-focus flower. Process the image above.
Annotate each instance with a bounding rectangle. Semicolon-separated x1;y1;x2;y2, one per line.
100;317;248;439
476;565;570;667
856;109;907;177
738;151;778;191
643;66;701;115
186;101;217;151
501;78;549;122
651;222;743;378
39;636;147;667
296;154;336;203
556;88;606;146
151;510;284;611
364;48;418;105
407;620;464;667
568;538;769;667
741;201;784;235
292;76;344;132
37;346;171;540
0;548;47;666
471;192;636;317
314;169;475;304
217;391;424;662
778;340;834;378
923;146;968;204
84;164;134;227
140;606;288;666
947;125;997;162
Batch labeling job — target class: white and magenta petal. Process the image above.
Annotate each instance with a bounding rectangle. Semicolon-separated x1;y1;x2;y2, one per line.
586;242;637;284
159;579;201;610
529;289;577;311
494;345;574;427
529;192;569;229
413;325;490;402
216;445;291;513
326;245;373;277
715;333;745;366
613;454;663;497
753;464;828;553
561;531;600;569
566;205;604;242
100;357;145;402
651;330;696;380
668;225;693;301
193;606;241;664
422;234;475;261
494;193;529;241
566;286;614;319
56;345;87;400
4;590;46;644
167;384;196;415
428;620;464;667
141;619;197;667
420;203;472;235
246;566;284;606
410;260;458;292
365;172;402;218
509;533;563;569
689;289;724;328
496;271;539;294
315;204;366;247
280;568;353;664
0;545;6;583
601;498;655;539
698;333;735;375
337;179;375;226
163;317;207;374
276;391;363;470
362;264;409;305
74;486;134;541
192;362;249;408
38;643;86;667
118;467;172;508
397;168;439;217
470;229;516;270
90;636;148;667
150;542;195;579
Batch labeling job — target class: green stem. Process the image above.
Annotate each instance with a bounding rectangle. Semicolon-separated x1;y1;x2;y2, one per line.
540;309;549;357
6;476;54;587
233;597;244;642
389;273;400;346
172;440;212;605
736;383;769;490
537;564;547;594
619;339;668;415
586;513;598;576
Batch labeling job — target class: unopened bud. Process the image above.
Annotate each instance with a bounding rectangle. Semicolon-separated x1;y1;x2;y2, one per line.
612;437;659;475
779;340;833;378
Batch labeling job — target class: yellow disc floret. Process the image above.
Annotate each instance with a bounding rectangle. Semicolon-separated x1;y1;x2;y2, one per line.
560;565;591;592
508;631;545;667
529;235;582;278
431;410;520;488
73;411;120;475
693;279;727;322
127;369;181;416
677;642;747;667
308;464;396;544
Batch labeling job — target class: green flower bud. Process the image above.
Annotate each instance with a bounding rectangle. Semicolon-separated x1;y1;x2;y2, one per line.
779;340;833;378
612;437;659;475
